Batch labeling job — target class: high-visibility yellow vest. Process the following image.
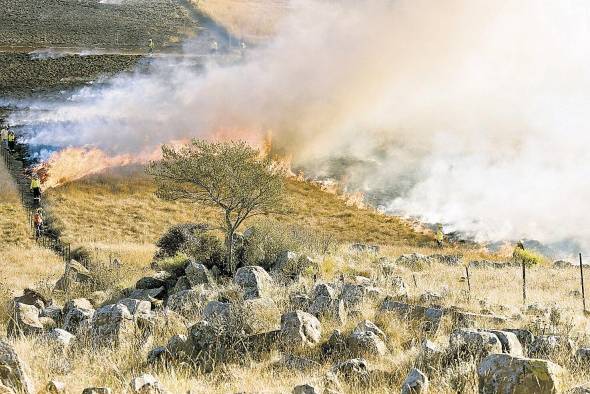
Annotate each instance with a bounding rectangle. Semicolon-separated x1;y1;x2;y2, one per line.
7;133;15;142
31;179;41;189
436;229;444;242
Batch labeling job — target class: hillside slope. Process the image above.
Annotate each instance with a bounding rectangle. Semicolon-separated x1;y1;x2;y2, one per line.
0;155;63;292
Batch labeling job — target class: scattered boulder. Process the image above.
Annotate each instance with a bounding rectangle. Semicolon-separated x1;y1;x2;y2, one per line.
234;266;273;300
322;330;347;358
380;299;443;333
13;289;48;310
185;261;214;287
332;358;370;386
0;340;35;394
91;303;136;346
478;353;565;394
274;354;321;372
166;288;217;319
503;329;534;352
280;311;322;349
292;384;319;394
7;303;43;337
449;329;502;359
401;368;429;394
130;374;168;394
486;330;523;356
309;288;346;325
452;310;508;329
395;254;433;270
202;301;231;324
46;329;75;350
136;271;173;290
82;388;112;394
241;297;281;334
352;320;386;342
128;287;165;303
348;330;387;357
44;380;66;394
62;300;95;334
568;385;590;394
576;348;590;364
55;260;92;290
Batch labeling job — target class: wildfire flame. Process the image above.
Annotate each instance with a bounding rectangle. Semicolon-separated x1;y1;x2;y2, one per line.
35;132;363;210
36;147;146;188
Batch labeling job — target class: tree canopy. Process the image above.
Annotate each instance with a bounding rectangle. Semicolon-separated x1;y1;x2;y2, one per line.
147;139;286;272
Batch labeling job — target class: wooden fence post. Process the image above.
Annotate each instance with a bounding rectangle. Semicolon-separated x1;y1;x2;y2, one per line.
465;265;471;296
522;260;527;305
580;253;586;313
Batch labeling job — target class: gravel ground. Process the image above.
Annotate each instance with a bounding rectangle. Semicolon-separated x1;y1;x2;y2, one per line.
0;0;198;49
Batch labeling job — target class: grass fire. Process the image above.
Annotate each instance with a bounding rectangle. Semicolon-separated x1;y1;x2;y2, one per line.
0;1;589;393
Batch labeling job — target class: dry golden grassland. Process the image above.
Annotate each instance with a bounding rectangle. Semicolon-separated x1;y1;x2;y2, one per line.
0;161;62;292
4;167;590;392
7;257;590;393
43;170;432;286
194;0;290;41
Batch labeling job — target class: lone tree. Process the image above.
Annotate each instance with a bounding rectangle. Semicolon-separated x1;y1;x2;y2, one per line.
147;139;286;273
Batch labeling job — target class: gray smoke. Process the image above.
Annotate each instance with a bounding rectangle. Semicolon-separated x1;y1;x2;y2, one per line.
11;0;590;252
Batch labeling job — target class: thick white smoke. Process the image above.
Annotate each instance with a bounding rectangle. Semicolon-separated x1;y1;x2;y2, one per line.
12;0;590;250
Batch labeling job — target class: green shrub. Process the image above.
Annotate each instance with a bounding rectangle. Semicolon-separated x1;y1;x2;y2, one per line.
155;223;225;268
241;220;302;270
514;248;548;266
240;219;339;270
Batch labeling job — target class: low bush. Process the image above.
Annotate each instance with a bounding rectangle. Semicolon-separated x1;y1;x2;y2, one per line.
155;223;225;268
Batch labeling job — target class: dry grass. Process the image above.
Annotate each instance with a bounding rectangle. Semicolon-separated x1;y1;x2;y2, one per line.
194;0;290;42
43;170;432;286
0;160;63;293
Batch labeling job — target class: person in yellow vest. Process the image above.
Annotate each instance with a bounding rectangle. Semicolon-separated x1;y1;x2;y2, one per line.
0;127;7;149
436;224;444;247
148;39;155;54
31;174;41;202
7;130;15;152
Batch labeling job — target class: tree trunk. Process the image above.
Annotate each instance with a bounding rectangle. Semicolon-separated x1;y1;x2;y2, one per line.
226;229;234;273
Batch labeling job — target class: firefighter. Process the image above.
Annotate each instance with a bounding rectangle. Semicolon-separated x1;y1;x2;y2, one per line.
33;208;43;240
31;174;41;202
436;224;444;247
148;39;155;54
0;126;7;149
7;130;15;152
210;40;219;54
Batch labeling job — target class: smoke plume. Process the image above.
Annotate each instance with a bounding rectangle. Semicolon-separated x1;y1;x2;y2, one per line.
11;0;590;251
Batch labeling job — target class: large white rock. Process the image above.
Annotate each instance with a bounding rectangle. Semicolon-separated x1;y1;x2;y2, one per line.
401;368;429;394
280;311;322;349
234;266;273;299
478;354;565;394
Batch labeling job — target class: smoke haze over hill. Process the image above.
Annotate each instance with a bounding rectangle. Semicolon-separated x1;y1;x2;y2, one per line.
10;0;590;251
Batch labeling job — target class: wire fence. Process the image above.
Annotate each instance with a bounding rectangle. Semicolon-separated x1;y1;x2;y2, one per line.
1;143;72;263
